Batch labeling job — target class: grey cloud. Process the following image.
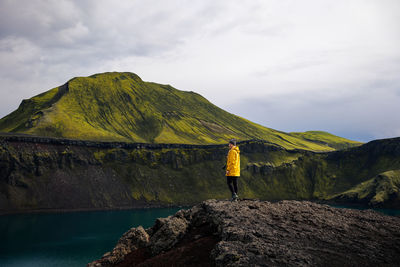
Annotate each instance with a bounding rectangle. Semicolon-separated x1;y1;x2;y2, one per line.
0;0;215;64
0;0;206;72
202;1;289;38
254;58;328;77
0;0;82;41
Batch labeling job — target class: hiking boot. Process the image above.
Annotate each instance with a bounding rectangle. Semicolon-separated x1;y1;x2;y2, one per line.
231;193;239;202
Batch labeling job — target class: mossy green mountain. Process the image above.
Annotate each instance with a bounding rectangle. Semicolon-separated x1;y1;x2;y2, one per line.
0;72;360;151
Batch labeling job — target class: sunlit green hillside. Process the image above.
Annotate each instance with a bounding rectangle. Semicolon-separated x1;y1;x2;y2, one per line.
0;72;359;151
329;170;400;207
290;131;362;150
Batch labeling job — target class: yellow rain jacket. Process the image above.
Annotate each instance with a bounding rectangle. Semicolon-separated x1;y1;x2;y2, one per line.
226;146;240;176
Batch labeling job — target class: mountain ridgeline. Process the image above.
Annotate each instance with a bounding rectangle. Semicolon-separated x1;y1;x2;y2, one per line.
0;72;360;151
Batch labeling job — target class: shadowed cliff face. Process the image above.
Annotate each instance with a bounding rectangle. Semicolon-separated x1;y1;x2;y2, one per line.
88;200;400;267
0;138;286;212
1;136;400;213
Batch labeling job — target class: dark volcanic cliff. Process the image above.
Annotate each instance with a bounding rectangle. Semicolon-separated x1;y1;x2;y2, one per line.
1;135;400;213
88;200;400;267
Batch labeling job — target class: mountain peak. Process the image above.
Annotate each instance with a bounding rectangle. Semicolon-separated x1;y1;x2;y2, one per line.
88;71;142;80
0;72;360;150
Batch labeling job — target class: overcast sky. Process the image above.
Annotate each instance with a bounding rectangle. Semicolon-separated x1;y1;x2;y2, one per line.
1;0;399;142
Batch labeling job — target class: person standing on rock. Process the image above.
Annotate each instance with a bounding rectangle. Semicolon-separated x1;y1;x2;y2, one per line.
226;139;240;201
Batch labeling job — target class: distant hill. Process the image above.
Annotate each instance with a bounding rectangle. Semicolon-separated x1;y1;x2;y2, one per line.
330;170;400;207
290;131;361;150
0;72;360;151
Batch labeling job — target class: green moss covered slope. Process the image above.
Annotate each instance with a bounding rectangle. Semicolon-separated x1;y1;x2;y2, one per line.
290;131;362;150
329;170;400;207
0;72;359;151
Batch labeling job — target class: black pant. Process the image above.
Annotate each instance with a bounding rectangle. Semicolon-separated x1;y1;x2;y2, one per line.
226;176;239;195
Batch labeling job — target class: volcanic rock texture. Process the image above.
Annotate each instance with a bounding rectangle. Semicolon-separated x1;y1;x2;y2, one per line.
88;200;400;266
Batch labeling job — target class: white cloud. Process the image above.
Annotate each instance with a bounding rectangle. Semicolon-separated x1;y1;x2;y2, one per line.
56;22;89;44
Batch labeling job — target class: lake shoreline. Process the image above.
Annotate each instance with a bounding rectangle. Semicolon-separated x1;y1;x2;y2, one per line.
0;203;192;216
2;198;399;216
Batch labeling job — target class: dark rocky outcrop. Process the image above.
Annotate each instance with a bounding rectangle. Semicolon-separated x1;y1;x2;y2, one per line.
0;133;238;149
88;200;400;267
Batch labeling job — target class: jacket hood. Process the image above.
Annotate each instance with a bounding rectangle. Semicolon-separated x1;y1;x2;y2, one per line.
231;146;240;153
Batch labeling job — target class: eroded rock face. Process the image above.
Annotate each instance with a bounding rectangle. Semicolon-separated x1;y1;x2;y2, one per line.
88;200;400;267
94;226;150;266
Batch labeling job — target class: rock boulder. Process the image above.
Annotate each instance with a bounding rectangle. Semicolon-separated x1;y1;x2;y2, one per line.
88;199;400;266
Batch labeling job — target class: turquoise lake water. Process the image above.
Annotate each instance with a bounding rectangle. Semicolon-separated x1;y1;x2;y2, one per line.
0;207;182;267
0;205;398;267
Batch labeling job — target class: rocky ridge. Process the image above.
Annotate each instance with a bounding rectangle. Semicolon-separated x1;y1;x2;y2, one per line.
88;200;400;267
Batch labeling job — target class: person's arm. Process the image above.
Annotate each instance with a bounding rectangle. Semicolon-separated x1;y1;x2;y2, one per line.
226;149;237;175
